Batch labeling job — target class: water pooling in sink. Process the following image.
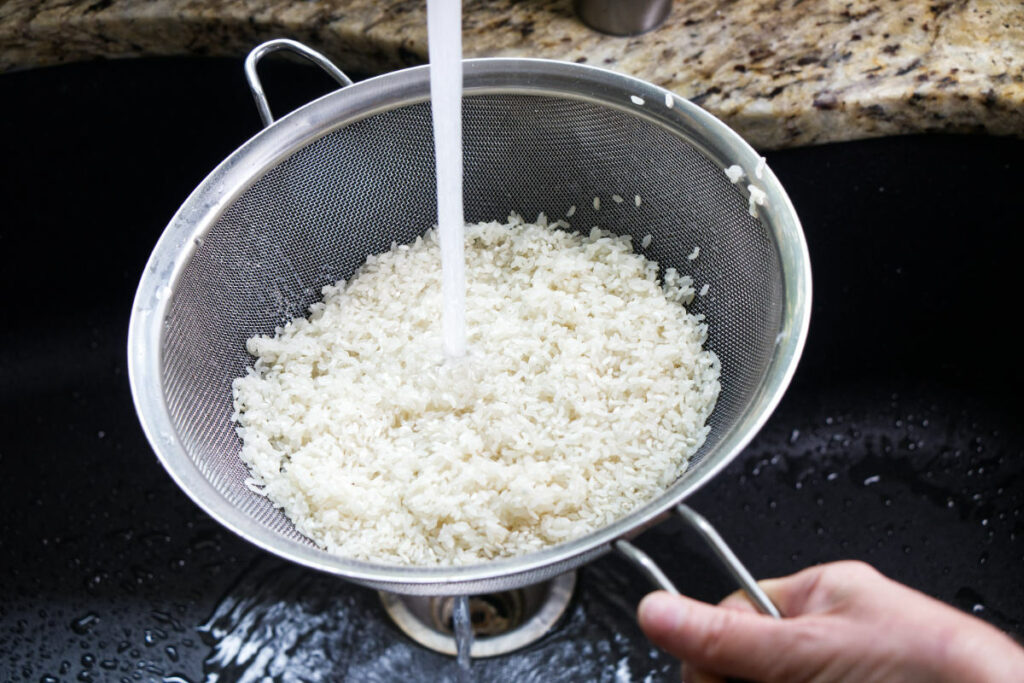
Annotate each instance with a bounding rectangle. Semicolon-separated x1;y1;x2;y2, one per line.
196;557;677;682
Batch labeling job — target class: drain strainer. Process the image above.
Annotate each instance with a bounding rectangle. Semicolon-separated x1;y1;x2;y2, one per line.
380;571;576;657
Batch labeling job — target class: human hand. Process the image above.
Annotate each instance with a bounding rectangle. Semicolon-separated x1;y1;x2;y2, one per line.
637;560;1024;683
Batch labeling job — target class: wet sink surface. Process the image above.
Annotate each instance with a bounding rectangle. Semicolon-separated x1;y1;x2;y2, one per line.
1;58;1021;682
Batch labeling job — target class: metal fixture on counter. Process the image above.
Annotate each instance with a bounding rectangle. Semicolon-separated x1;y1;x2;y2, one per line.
575;0;672;36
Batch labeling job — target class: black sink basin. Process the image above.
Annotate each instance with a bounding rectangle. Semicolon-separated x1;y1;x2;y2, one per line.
1;58;1021;682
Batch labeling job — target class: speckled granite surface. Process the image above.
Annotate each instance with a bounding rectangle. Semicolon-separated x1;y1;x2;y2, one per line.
1;0;1021;149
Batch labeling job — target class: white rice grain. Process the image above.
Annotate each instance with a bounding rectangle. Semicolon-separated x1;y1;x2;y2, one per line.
747;184;768;217
724;165;745;184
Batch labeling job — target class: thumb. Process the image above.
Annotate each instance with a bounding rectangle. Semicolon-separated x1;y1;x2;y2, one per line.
638;591;808;681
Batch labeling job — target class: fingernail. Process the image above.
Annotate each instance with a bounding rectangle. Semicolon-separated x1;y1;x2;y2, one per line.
638;592;686;634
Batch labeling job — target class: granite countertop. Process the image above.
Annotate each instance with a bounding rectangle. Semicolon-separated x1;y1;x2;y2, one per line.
2;0;1022;148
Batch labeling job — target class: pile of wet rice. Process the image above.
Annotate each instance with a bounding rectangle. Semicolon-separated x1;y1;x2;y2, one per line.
232;214;719;565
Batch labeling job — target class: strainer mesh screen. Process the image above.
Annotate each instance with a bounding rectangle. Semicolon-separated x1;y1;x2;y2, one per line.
163;94;782;549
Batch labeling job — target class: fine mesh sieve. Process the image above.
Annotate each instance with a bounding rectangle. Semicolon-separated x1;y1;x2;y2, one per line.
128;42;811;598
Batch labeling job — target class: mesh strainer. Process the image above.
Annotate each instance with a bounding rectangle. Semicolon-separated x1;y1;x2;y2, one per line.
128;40;811;604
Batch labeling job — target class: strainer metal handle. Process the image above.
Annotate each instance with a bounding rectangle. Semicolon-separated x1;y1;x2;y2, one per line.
244;38;354;128
615;504;783;619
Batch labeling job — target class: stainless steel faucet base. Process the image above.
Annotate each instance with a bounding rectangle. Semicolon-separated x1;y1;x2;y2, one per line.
575;0;672;36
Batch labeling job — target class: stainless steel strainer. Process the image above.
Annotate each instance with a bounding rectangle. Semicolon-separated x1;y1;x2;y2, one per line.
128;40;811;606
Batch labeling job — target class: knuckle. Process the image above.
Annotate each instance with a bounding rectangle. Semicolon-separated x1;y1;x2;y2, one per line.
820;560;879;590
834;559;879;577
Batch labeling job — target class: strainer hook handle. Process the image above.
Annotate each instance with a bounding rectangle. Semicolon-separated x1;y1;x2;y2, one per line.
244;38;354;128
615;503;782;619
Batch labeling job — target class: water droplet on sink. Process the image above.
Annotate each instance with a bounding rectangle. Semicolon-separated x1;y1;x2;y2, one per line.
71;613;99;635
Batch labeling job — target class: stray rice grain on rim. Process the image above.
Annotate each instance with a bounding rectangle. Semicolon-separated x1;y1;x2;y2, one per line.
232;214;720;566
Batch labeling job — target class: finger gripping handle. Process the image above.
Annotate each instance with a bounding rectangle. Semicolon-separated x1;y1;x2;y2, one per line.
244;38;354;128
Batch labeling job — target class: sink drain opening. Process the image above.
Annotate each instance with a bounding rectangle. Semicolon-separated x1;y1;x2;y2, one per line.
380;571;576;657
436;590;524;636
